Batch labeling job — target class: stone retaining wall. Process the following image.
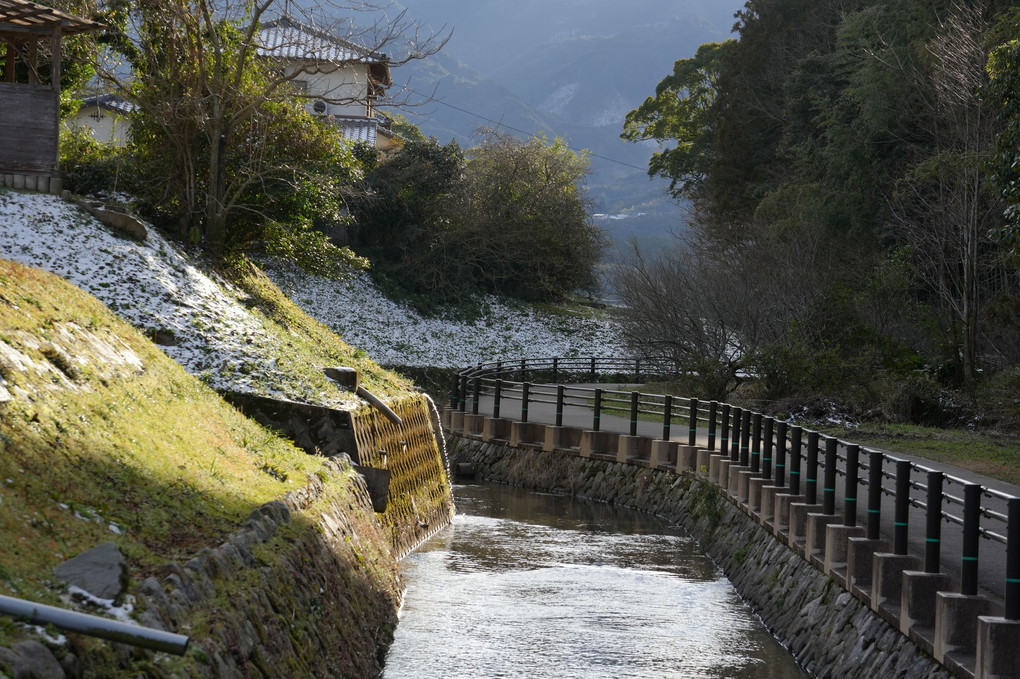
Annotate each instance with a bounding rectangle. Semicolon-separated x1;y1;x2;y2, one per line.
449;435;952;679
1;395;455;678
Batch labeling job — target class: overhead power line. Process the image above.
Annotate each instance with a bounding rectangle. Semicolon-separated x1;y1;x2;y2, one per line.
403;88;650;172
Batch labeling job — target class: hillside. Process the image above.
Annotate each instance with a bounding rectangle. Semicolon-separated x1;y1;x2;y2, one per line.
0;187;624;673
0;247;401;676
386;0;744;254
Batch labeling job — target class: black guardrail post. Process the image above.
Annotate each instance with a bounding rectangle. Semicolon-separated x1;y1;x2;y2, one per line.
775;421;787;487
895;460;911;555
924;470;943;574
493;379;502;419
790;426;802;495
731;407;742;462
495;360;502;379
590;357;597;382
519;359;526;382
555;385;565;427
629;391;639;437
593;388;602;431
720;404;731;458
450;374;459;408
844;444;859;527
1007;497;1020;619
459;375;468;412
961;483;981;596
762;417;774;480
867;452;882;540
708;401;718;451
740;410;751;466
688;398;698;447
750;413;762;473
823;437;837;515
635;359;641;383
806;432;819;505
662;395;672;441
552;357;559;384
521;382;531;423
472;377;480;415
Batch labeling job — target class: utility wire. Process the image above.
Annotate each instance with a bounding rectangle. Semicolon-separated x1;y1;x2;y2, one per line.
403;88;650;172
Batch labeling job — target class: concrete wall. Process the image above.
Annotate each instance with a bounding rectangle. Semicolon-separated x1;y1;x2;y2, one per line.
449;436;953;679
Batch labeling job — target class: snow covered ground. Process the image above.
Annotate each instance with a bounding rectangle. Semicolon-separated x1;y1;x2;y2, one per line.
264;262;625;368
0;190;627;391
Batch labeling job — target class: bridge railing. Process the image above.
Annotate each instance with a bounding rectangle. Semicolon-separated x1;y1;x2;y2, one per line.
449;356;1020;620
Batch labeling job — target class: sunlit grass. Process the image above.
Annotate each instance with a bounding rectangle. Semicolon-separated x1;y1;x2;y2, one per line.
0;258;395;641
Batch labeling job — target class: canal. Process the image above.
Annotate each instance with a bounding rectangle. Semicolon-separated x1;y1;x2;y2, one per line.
383;483;809;678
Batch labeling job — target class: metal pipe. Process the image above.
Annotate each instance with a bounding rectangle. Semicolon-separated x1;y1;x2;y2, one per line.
662;395;672;442
357;386;402;425
0;594;189;655
707;401;718;451
688;398;698;447
925;470;944;573
844;444;859;527
867;452;882;540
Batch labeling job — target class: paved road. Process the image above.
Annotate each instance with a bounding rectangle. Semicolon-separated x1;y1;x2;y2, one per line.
466;384;1020;604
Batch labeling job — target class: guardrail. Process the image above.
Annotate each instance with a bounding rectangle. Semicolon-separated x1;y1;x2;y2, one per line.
449;357;1020;620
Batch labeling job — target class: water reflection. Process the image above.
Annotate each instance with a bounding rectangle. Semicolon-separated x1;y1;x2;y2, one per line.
383;484;809;679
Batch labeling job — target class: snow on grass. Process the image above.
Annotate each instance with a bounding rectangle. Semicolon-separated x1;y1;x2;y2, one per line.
263;261;627;368
0;190;294;398
0;189;627;384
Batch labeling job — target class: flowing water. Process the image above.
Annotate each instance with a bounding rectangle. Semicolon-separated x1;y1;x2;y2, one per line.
383;483;809;679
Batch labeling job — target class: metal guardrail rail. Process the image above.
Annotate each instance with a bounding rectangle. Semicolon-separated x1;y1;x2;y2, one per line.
451;356;1020;618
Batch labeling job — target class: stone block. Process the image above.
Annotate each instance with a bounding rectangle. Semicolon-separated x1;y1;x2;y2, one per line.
482;417;511;442
805;513;841;566
53;542;128;601
871;553;921;624
727;464;747;496
901;570;954;649
449;410;465;433
787;502;823;551
692;447;710;477
543;426;581;452
709;455;730;486
617;435;650;463
976;616;1020;679
748;477;768;516
759;485;782;526
823;524;866;580
773;494;805;538
737;469;759;506
650;440;678;469
935;592;994;667
677;445;698;473
462;413;485;436
510;421;545;448
580;430;618;458
846;537;891;603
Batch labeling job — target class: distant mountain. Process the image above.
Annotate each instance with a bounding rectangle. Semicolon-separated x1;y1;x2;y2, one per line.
384;0;744;255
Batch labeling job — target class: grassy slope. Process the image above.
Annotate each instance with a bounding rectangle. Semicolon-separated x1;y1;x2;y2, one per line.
0;257;408;648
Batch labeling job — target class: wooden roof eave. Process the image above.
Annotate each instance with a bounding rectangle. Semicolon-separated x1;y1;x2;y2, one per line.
0;0;106;36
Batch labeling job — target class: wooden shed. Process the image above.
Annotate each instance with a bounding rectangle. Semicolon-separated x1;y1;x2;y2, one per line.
0;0;103;193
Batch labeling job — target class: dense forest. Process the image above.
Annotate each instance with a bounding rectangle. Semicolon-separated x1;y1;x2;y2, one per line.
618;0;1020;428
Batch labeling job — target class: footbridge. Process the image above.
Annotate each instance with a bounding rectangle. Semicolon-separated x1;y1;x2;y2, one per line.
442;357;1020;679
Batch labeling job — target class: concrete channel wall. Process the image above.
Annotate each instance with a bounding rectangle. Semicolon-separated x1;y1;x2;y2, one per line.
445;406;1015;679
